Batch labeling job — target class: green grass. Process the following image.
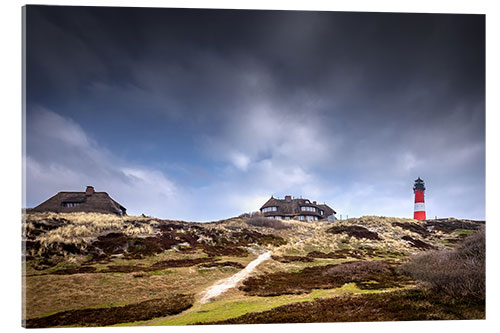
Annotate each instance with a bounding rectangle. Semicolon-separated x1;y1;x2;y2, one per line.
150;269;174;276
453;229;475;236
196;267;239;275
123;283;394;326
43;261;77;274
438;238;460;247
26;213;478;327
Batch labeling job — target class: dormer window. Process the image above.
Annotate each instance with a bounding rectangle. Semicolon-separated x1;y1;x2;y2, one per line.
62;202;81;208
320;210;324;215
301;206;316;212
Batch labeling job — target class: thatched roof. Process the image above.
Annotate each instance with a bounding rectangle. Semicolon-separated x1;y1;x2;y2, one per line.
260;196;335;220
317;204;335;218
32;186;126;216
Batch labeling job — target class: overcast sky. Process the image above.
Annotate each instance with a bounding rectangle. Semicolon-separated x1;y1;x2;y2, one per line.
24;6;485;221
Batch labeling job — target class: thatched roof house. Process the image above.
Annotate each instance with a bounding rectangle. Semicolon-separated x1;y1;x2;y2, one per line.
260;195;336;221
32;186;126;216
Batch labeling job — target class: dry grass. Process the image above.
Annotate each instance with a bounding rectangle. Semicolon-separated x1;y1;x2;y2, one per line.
23;212;484;326
24;257;255;319
324;216;461;254
24;212;158;256
26;211;156;226
24;213;453;259
268;216;440;257
246;216;290;230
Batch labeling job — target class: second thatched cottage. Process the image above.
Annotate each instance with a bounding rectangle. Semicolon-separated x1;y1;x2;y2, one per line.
260;195;336;221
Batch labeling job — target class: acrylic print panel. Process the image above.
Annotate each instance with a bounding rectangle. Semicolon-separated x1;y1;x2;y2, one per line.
22;4;485;328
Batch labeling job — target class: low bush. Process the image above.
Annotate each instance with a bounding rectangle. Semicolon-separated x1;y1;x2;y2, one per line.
246;216;290;230
402;228;485;300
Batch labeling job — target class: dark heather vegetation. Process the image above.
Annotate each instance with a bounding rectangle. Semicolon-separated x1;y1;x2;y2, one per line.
198;261;245;268
24;214;286;266
271;247;404;263
401;235;435;249
307;247;404;259
205;228;486;325
23;213;485;326
245;216;290;230
271;255;314;263
151;258;215;269
425;219;484;233
240;260;412;296
27;257;246;276
392;222;431;237
392;219;483;238
206;289;485;324
26;294;194;328
402;228;485;300
326;225;380;240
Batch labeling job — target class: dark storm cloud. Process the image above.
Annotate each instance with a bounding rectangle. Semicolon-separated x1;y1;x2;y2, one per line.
25;6;485;220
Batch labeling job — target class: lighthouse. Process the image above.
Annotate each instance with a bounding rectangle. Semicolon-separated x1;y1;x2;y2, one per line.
413;177;426;220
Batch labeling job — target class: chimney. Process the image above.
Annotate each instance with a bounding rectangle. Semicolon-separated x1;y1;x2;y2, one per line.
313;201;317;205
85;186;95;196
285;195;292;202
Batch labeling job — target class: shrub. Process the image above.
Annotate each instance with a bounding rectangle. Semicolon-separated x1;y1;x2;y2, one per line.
402;228;485;300
246;216;290;230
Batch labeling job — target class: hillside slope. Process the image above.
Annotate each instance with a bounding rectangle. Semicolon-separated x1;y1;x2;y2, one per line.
22;212;485;327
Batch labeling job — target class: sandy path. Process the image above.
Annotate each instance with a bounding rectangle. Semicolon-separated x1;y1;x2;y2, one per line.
198;251;271;304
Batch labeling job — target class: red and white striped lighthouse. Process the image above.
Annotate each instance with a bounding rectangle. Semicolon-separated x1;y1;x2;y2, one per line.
413;177;426;220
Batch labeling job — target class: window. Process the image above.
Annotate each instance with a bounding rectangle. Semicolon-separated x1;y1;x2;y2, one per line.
320;210;324;215
274;216;282;220
62;202;81;208
301;206;316;212
284;216;290;220
298;216;305;221
262;206;278;213
306;216;314;221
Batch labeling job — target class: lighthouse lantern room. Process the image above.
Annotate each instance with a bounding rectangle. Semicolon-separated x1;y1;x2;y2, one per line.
413;177;426;220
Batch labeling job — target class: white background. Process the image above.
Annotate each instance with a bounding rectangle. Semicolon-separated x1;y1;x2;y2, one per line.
1;1;498;333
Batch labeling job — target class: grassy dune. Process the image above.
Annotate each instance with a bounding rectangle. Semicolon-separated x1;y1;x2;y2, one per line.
22;212;485;327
